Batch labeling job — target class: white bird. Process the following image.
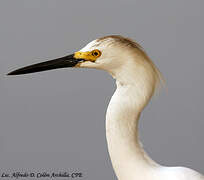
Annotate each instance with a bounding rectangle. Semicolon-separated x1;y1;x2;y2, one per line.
8;35;204;180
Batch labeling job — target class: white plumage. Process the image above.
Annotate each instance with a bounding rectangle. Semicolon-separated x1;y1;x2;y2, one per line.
79;35;204;180
8;35;204;180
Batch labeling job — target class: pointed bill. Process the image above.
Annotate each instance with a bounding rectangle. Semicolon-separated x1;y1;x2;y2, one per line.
7;54;84;75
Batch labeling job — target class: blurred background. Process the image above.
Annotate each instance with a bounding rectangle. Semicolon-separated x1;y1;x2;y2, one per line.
0;0;203;179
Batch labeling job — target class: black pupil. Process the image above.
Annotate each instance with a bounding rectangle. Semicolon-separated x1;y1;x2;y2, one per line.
93;52;98;56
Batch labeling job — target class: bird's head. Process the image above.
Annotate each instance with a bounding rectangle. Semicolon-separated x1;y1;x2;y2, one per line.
8;35;131;74
8;35;163;93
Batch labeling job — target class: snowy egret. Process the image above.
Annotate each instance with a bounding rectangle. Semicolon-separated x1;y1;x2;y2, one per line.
8;35;204;180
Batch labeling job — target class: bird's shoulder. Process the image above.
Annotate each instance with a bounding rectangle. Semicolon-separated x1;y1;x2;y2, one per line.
159;166;204;180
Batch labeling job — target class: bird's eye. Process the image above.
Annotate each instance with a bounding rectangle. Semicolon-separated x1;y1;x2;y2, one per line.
91;49;101;57
93;52;98;56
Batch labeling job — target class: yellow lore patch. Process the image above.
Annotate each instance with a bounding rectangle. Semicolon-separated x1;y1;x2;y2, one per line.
74;49;101;62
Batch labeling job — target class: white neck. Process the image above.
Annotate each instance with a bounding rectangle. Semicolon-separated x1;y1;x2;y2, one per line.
105;59;160;180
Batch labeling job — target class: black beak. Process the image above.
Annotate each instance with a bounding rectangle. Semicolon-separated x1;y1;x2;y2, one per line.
7;54;82;75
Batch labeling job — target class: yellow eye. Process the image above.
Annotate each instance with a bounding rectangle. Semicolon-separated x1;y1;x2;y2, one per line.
91;49;101;58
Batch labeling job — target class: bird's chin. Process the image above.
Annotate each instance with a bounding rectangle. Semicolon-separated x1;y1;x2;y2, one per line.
78;61;101;69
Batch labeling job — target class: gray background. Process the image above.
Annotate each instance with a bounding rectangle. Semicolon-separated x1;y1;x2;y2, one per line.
0;0;203;179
